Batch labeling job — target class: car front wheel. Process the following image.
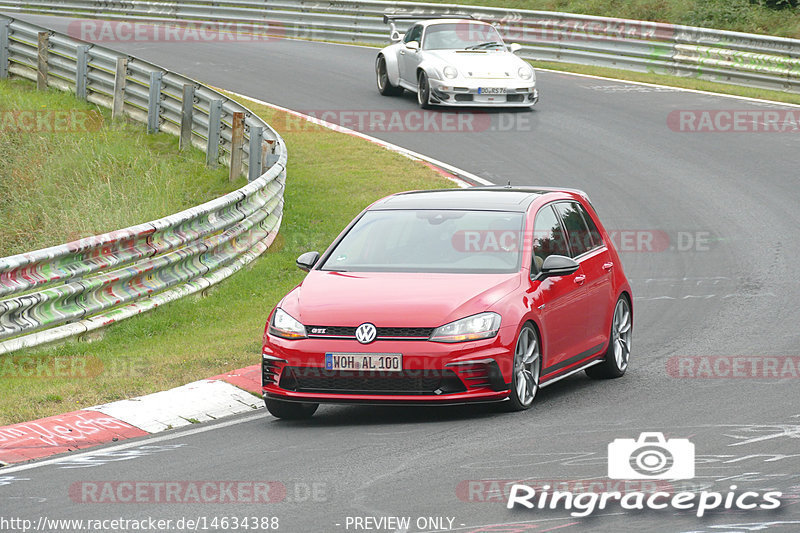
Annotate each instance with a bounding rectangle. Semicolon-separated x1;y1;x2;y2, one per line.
502;323;541;411
265;398;319;419
586;295;632;379
417;71;432;109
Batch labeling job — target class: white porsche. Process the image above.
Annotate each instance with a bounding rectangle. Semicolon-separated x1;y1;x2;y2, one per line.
376;15;539;109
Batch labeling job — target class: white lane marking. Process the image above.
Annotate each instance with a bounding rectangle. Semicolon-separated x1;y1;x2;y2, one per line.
0;412;265;474
219;90;494;187
0;475;29;486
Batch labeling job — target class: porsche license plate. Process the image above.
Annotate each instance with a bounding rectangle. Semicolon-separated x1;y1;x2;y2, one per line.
325;353;402;372
478;87;507;94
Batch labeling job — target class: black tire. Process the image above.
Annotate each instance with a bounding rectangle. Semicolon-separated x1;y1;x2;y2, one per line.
376;56;403;96
501;323;541;412
586;295;632;379
265;398;319;419
417;71;432;109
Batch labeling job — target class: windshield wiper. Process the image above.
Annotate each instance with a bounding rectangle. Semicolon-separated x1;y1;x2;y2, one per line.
466;41;502;50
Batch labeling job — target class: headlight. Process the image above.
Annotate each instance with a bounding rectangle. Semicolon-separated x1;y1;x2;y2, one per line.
518;66;533;80
269;308;307;339
443;65;458;79
429;312;501;343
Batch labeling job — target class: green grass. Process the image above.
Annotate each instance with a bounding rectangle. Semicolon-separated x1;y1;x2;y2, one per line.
0;93;453;426
0;79;239;257
412;0;800;38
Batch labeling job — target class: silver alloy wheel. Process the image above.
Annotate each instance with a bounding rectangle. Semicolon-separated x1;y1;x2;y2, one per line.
377;57;387;91
612;298;632;371
514;325;540;407
417;72;429;106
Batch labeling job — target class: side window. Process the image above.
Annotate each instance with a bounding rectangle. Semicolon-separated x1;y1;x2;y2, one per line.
554;202;594;258
532;205;570;273
577;202;603;248
403;25;422;44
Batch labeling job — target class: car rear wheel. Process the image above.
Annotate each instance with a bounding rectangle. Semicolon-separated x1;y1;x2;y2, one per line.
417;71;432;109
502;323;540;411
376;56;403;96
586;296;632;379
265;398;319;419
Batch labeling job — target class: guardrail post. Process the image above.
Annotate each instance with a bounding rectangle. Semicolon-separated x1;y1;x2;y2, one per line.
147;71;162;134
229;112;245;181
248;125;263;182
112;57;127;119
37;31;48;90
179;84;194;151
0;20;9;79
206;99;222;168
75;45;90;100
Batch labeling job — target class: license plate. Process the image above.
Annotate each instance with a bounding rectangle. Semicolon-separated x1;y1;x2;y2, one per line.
325;353;402;372
478;87;507;94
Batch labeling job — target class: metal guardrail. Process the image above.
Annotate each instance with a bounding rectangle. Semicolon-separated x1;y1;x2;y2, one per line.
0;0;798;93
0;13;287;354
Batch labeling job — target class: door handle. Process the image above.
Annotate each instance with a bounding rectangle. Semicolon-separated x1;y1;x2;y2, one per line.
602;262;614;271
574;275;586;285
399;50;405;55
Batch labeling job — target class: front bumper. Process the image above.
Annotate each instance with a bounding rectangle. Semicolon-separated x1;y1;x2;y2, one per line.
262;331;516;405
428;78;538;107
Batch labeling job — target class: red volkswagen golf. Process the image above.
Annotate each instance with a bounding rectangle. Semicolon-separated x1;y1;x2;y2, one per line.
262;187;632;419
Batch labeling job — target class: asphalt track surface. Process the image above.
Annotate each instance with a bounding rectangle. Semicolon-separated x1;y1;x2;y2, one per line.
2;13;800;533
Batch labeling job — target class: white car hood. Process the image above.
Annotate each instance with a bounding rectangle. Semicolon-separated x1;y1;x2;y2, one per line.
426;50;525;79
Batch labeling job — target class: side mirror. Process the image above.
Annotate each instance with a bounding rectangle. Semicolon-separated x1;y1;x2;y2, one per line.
296;251;319;272
509;43;522;53
406;41;420;51
535;255;579;280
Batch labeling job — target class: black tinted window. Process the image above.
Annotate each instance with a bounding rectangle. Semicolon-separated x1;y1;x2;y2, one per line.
404;25;423;44
532;205;569;273
577;203;603;248
554;202;594;257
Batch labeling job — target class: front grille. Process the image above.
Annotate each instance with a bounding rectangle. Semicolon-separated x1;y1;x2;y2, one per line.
306;326;433;340
279;367;466;395
454;94;474;102
506;94;524;102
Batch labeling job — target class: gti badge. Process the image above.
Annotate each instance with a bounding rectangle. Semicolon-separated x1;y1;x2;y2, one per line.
355;323;377;344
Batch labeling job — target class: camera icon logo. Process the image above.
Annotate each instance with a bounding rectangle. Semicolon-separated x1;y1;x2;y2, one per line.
608;432;695;480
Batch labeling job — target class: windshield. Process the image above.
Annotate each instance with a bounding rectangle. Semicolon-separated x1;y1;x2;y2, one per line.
423;23;505;51
320;209;524;274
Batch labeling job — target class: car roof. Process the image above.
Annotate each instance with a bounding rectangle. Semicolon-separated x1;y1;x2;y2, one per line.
370;187;589;213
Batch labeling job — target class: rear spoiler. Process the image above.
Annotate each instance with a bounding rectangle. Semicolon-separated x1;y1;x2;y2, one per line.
382;14;477;42
382;14;475;23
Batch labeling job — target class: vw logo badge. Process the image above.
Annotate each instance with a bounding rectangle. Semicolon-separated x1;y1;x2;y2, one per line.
355;323;377;344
